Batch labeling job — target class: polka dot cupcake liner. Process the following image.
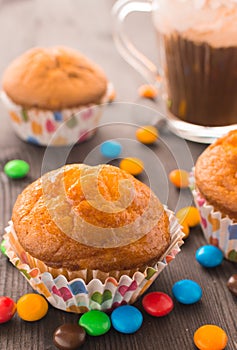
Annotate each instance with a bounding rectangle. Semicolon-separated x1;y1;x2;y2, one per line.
3;208;184;313
190;171;237;262
0;88;110;146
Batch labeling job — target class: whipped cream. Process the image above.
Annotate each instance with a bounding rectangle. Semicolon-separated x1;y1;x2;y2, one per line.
152;0;237;47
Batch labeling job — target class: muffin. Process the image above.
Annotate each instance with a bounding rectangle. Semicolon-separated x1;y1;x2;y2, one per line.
191;130;237;261
1;46;108;146
4;164;183;313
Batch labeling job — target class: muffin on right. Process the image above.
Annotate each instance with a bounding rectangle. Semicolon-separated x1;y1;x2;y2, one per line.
191;130;237;262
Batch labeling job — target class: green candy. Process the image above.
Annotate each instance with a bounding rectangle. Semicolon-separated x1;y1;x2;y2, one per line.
4;160;30;179
79;310;111;336
0;240;6;256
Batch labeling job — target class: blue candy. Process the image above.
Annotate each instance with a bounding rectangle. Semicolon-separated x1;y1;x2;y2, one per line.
172;279;202;305
111;305;143;334
196;245;224;268
100;140;122;158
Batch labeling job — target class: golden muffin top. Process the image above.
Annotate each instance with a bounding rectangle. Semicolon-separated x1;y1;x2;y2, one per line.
2;46;107;110
195;130;237;219
12;164;170;272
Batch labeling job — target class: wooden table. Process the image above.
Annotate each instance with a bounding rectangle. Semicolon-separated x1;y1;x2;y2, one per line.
0;1;236;349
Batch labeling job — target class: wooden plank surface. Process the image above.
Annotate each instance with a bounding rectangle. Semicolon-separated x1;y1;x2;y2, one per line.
0;1;236;349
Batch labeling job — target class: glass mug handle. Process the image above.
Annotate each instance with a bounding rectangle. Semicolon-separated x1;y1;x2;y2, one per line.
112;0;159;85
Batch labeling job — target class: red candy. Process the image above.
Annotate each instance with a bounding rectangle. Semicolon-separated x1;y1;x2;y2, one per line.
0;296;17;323
142;292;174;317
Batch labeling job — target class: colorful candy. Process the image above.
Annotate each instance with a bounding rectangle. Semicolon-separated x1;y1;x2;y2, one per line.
175;206;200;239
119;157;144;176
142;292;174;317
138;84;158;99
79;310;111;336
194;325;228;350
111;305;143;334
169;169;189;188
136;125;158;144
4;159;30;179
0;296;16;324
227;274;237;296
0;240;7;256
196;245;224;268
180;221;190;239
172;279;202;305
100;140;122;158
53;324;86;350
17;293;48;321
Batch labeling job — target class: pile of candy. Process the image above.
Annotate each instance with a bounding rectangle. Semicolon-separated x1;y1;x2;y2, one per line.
1;126;235;350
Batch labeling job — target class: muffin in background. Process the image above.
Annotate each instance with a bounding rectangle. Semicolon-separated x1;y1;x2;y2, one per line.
191;130;237;262
1;46;108;146
4;163;183;313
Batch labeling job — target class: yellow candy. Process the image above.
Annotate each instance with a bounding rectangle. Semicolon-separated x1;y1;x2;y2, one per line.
169;169;189;188
17;293;48;321
136;125;158;144
119;157;144;176
194;325;228;350
176;206;200;227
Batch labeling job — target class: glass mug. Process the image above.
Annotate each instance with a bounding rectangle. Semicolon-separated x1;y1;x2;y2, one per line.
112;0;237;143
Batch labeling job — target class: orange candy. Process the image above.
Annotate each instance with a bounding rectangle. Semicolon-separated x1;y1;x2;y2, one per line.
176;206;200;228
180;221;190;239
119;157;144;176
176;206;200;239
136;125;158;144
194;325;228;350
138;84;158;99
169;169;189;188
17;293;48;321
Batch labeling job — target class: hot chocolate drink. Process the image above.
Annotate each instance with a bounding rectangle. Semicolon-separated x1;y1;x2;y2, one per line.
162;32;237;126
153;0;237;127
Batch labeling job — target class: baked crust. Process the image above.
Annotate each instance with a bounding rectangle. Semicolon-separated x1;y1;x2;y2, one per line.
12;164;170;272
2;46;107;110
195;130;237;220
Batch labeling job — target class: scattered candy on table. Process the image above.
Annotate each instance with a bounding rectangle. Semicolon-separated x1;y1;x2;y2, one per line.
17;293;48;321
169;169;189;188
176;206;200;227
227;274;237;296
138;84;158;100
176;206;200;239
180;221;190;239
53;323;86;350
0;240;7;256
119;157;144;175
111;305;143;334
0;296;17;324
4;159;30;179
172;279;202;305
136;125;158;144
100;140;122;158
142;292;174;317
194;324;228;350
79;310;111;336
196;245;224;268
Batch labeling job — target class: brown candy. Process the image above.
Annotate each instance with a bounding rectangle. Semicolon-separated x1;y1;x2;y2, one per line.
227;274;237;296
53;323;86;350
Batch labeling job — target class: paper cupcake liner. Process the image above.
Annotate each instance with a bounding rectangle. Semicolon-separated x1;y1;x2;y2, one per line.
3;208;184;313
190;170;237;262
0;84;113;146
